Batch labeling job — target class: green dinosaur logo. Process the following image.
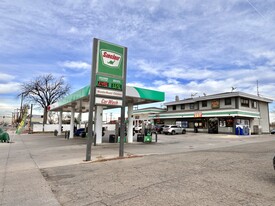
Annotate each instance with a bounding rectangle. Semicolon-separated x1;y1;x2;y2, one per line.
101;50;122;68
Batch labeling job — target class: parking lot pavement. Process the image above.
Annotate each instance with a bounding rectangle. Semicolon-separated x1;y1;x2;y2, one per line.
1;132;275;206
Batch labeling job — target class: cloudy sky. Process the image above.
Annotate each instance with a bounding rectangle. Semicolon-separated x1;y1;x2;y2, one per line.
1;0;275;121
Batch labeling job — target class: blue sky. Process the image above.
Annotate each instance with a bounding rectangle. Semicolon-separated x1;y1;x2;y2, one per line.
1;0;275;121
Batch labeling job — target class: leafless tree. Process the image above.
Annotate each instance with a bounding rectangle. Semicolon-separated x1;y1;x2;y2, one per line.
19;74;70;124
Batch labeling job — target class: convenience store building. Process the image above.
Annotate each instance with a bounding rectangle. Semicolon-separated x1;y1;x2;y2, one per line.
149;92;272;134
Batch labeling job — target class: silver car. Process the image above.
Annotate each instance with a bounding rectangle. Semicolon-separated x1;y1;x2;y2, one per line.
162;125;186;135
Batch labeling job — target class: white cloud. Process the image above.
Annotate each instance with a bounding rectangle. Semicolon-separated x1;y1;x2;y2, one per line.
68;27;78;34
127;82;146;88
0;102;19;116
60;61;90;70
0;73;15;82
0;82;20;94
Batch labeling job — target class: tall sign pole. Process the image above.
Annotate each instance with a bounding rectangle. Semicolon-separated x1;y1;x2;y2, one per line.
86;39;98;161
86;38;127;161
119;47;127;157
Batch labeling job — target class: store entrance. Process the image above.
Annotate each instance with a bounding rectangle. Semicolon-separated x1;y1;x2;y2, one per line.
208;118;218;134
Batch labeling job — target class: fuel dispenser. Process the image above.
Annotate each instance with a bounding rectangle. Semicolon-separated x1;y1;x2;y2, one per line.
142;122;158;143
144;123;153;143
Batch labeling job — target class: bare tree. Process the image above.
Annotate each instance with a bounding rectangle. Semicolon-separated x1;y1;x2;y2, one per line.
19;74;70;124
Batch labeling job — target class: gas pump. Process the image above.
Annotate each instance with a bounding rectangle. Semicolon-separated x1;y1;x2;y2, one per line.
144;123;153;143
115;122;127;143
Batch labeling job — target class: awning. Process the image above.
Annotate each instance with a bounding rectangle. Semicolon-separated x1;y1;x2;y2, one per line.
49;85;165;112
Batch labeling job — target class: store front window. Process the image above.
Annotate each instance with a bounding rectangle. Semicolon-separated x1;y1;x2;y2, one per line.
177;119;207;129
236;119;250;126
219;117;234;127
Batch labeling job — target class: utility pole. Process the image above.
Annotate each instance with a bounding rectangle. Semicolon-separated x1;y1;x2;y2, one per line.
257;80;260;96
11;112;14;125
29;104;33;133
20;93;24;120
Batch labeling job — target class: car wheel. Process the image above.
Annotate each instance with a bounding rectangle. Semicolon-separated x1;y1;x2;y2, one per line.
182;130;186;134
139;129;142;133
171;130;175;135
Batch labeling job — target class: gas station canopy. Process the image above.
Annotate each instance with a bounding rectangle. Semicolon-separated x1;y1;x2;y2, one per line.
49;85;165;112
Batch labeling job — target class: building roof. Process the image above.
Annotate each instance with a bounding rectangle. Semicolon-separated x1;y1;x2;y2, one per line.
133;107;166;114
165;92;273;106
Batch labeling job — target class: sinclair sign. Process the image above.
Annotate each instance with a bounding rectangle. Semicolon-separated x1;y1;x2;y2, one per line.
92;38;127;106
101;50;121;67
97;40;125;79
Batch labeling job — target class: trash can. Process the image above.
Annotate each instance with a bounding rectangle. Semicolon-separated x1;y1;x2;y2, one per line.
65;131;70;139
118;136;127;143
137;134;144;142
109;134;116;143
0;132;10;143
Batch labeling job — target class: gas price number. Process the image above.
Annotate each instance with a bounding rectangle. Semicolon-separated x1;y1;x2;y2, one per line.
97;81;109;88
110;83;122;90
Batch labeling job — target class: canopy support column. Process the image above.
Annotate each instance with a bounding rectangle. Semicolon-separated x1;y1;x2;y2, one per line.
69;105;75;139
58;111;63;135
127;103;134;143
95;106;103;144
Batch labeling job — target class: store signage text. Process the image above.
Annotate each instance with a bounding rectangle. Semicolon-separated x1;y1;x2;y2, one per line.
95;97;122;106
194;112;202;118
96;88;123;98
211;100;220;109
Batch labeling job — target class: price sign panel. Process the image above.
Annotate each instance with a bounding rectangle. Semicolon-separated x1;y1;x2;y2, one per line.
96;75;123;91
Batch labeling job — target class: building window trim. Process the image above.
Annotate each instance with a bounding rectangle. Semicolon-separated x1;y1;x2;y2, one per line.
241;98;249;107
225;98;231;105
252;100;257;109
202;101;207;107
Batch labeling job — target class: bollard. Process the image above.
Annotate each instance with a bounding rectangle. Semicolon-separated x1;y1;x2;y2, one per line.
155;132;158;142
65;131;70;139
93;133;96;146
109;134;116;143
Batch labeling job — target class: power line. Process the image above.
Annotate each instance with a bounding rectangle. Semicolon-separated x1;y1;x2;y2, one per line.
246;0;265;19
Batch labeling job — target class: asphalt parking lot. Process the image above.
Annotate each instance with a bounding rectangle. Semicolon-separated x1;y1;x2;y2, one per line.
1;131;275;205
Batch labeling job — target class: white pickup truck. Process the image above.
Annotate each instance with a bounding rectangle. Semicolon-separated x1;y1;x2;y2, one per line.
162;125;186;135
134;125;142;133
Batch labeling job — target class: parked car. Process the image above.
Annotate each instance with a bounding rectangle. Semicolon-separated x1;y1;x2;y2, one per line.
154;125;164;133
270;129;275;134
74;128;85;136
162;125;186;135
134;125;142;133
74;127;105;137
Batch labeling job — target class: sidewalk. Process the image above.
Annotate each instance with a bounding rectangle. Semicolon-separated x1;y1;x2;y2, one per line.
0;133;60;206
